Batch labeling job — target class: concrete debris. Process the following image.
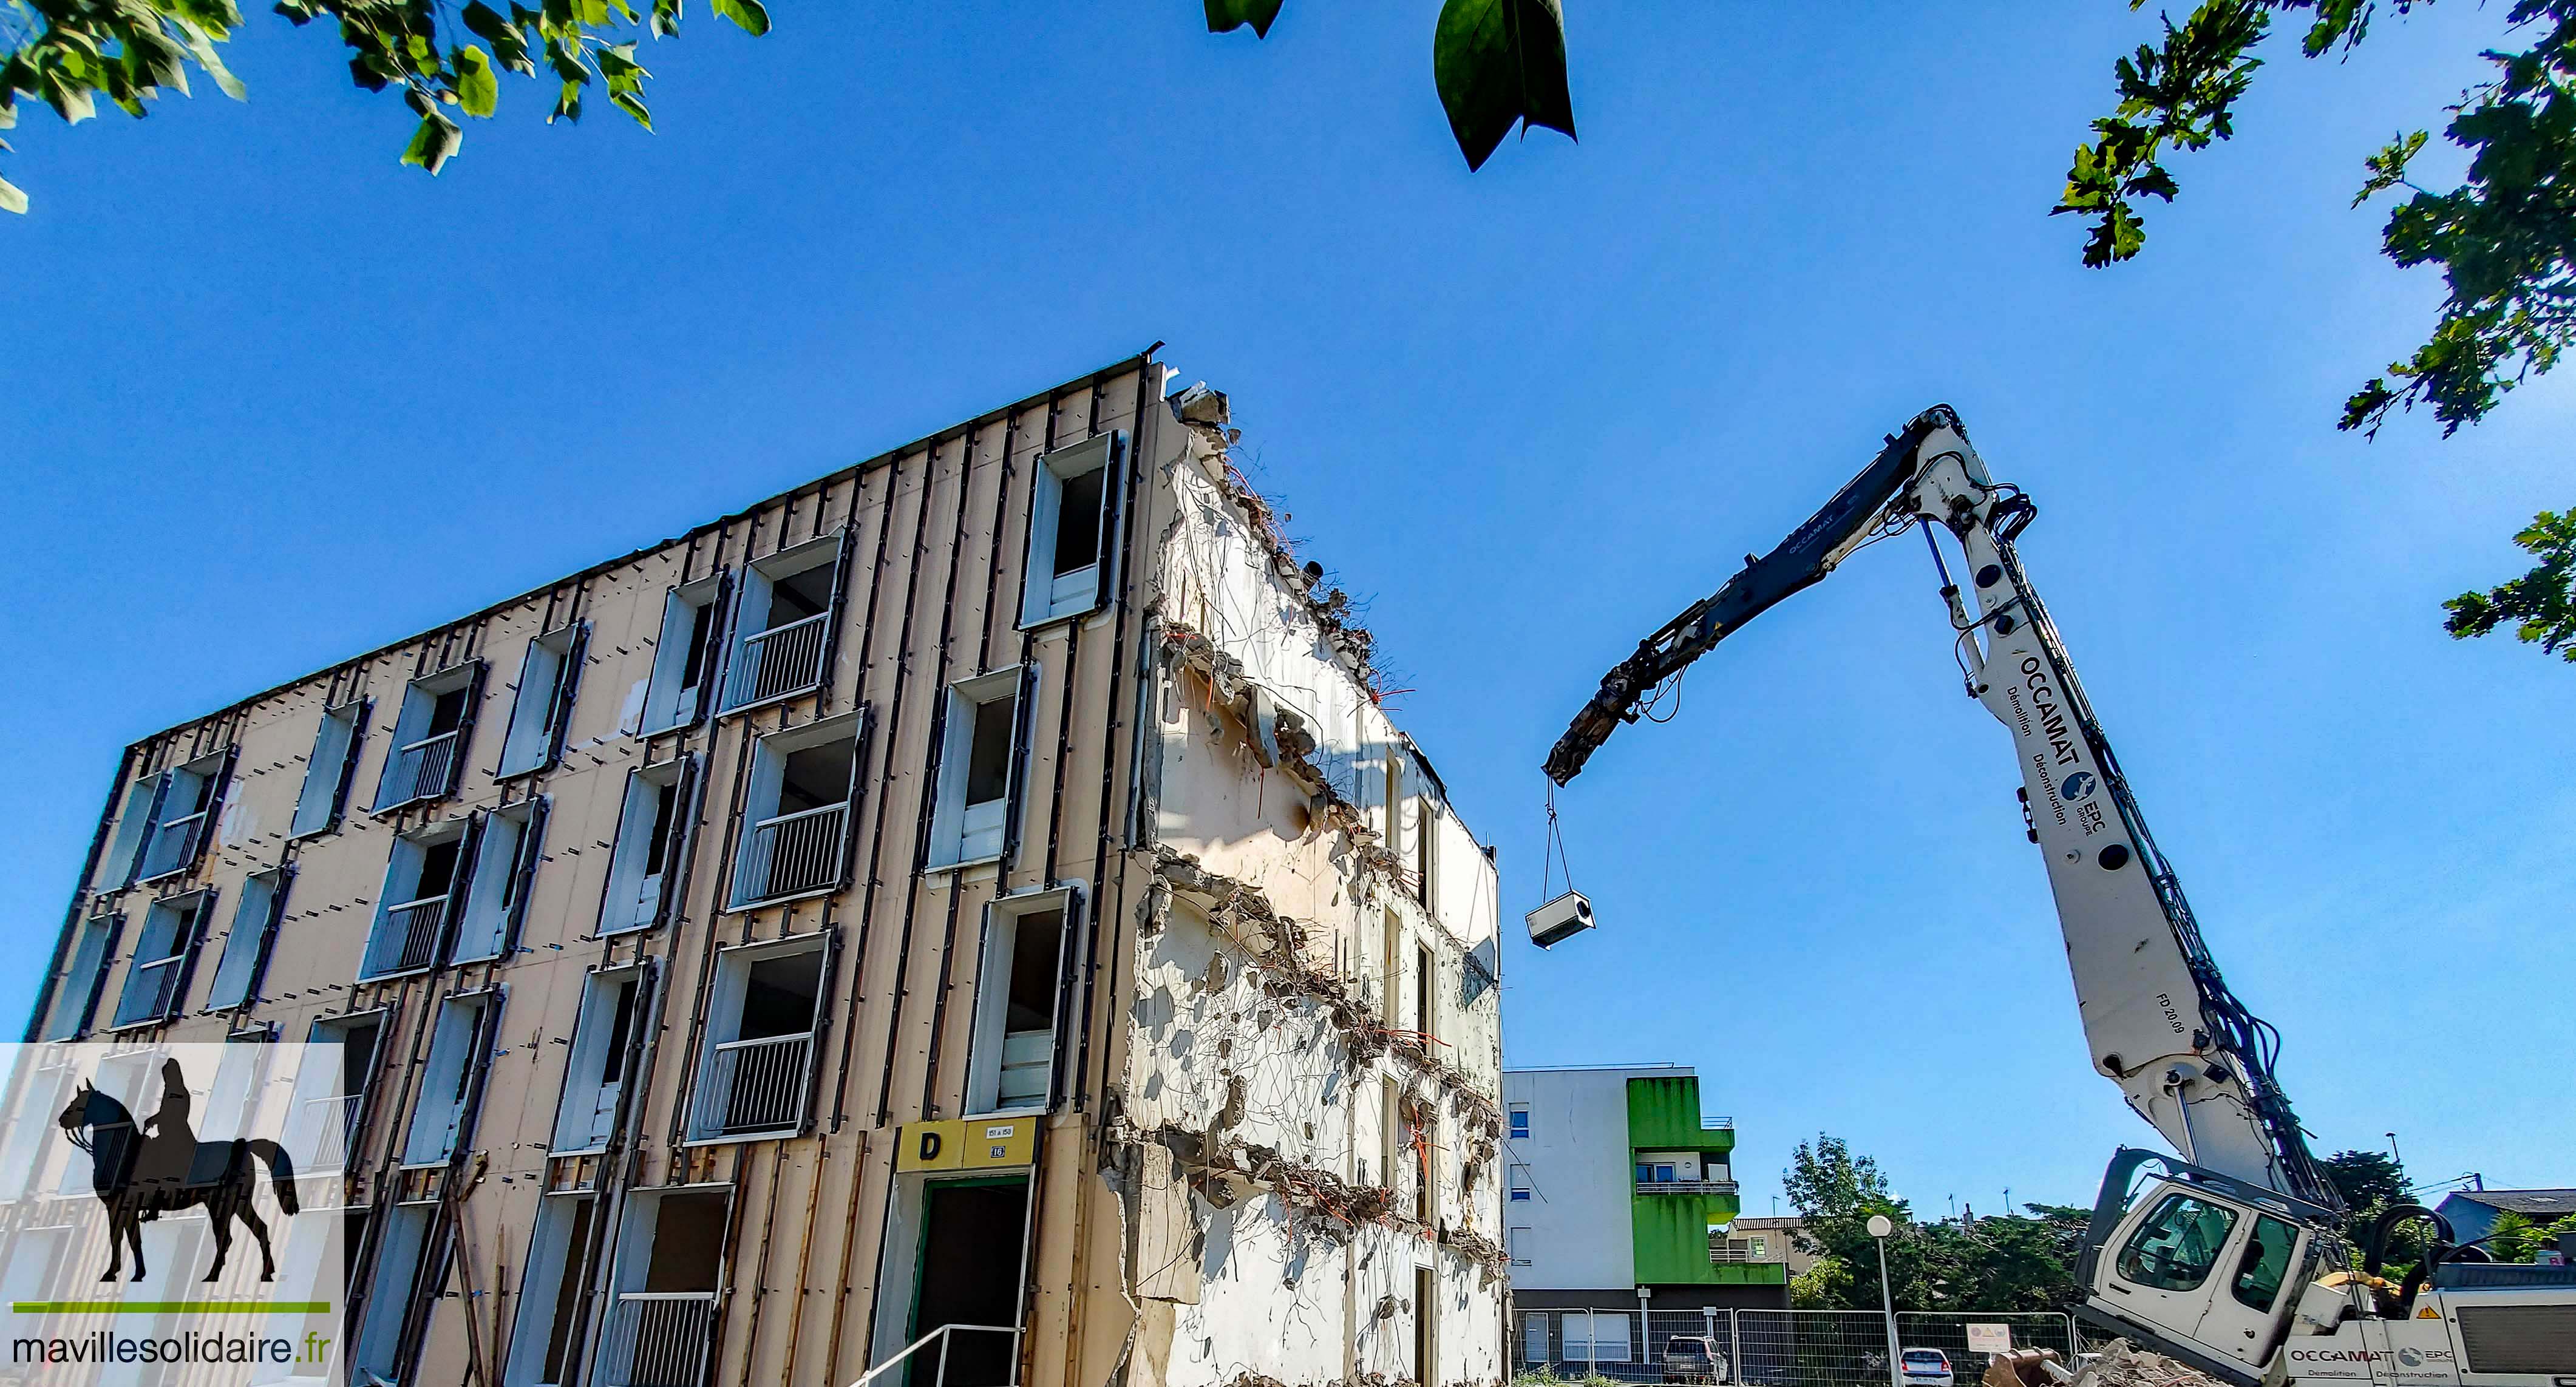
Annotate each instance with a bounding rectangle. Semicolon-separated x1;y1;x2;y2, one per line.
2064;1340;2230;1387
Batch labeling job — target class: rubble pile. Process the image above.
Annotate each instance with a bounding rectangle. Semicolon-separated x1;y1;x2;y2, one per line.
2074;1342;2231;1387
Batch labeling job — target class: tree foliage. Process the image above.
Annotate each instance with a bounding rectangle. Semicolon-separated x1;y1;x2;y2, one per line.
2322;1148;2410;1215
2064;2;2576;446
0;0;768;212
2486;1210;2576;1260
1212;0;1573;172
1781;1134;2087;1313
2444;507;2576;659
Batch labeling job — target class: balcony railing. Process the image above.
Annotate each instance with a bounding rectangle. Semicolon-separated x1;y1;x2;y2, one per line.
1710;1241;1774;1264
360;894;449;978
597;1290;716;1387
1702;1115;1733;1130
137;808;209;881
110;954;187;1028
294;1092;364;1170
378;730;460;808
1636;1179;1741;1196
738;802;846;903
851;1321;1022;1387
693;1030;813;1139
726;611;830;710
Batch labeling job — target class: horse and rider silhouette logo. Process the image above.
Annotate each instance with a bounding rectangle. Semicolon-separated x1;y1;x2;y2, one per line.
53;1058;300;1283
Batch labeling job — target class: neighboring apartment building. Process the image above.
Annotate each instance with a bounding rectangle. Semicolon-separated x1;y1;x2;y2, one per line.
1718;1216;1816;1278
1501;1066;1786;1372
19;352;1508;1387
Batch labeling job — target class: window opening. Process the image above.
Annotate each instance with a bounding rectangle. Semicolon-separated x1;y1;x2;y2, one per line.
293;700;368;838
112;893;209;1027
2231;1214;2298;1311
2116;1192;2238;1292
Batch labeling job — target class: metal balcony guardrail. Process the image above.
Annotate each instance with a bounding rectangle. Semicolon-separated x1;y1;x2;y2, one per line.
1702;1115;1733;1130
296;1093;364;1170
728;611;831;709
743;802;846;901
138;808;209;880
849;1321;1022;1387
110;954;186;1028
599;1290;717;1387
361;894;449;978
379;730;460;807
1637;1179;1741;1196
696;1030;813;1138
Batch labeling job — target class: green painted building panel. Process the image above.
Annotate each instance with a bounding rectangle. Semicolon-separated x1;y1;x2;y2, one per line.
1628;1190;1746;1284
1626;1076;1735;1153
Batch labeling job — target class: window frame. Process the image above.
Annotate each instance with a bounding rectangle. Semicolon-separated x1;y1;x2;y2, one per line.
373;660;488;813
37;911;122;1042
202;866;291;1012
924;666;1031;873
726;712;866;912
290;697;372;840
132;748;236;886
1507;1104;1530;1141
399;986;503;1169
1508;1164;1532;1203
548;961;657;1156
639;573;730;735
600;757;698;935
718;531;852;716
2115;1191;2240;1293
682;931;835;1146
299;1006;392;1174
450;798;547;965
108;889;215;1029
962;885;1081;1117
496;623;587;779
358;816;483;982
1017;432;1124;630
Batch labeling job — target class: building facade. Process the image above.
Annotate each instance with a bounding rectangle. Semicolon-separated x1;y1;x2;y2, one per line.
1501;1066;1785;1372
19;353;1508;1387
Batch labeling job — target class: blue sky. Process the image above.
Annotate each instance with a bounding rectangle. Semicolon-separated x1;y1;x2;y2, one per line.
5;4;2568;1222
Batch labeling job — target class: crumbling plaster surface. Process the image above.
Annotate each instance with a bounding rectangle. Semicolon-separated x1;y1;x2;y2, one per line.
1099;397;1505;1387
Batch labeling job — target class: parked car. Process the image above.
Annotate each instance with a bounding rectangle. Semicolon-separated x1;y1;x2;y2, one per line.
1662;1334;1727;1383
1898;1348;1954;1387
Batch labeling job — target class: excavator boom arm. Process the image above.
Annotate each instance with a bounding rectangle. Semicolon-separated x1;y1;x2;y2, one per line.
1545;405;2336;1212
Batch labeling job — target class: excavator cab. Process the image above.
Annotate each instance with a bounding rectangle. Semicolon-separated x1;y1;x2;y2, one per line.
2078;1151;2349;1386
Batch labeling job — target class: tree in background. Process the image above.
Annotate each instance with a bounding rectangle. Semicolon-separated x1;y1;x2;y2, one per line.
2059;1;2576;659
1782;1134;2084;1312
2486;1211;2576;1261
0;0;772;212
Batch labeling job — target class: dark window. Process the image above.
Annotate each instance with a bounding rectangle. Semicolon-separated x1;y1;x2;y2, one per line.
416;839;461;900
1052;466;1107;577
738;949;824;1040
1005;911;1062;1033
599;980;638;1085
642;782;679;875
682;601;717;680
966;695;1016;805
427;686;469;738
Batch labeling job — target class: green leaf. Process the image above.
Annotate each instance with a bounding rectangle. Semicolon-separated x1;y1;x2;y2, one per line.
0;171;25;214
1432;0;1572;172
551;76;582;123
1205;0;1282;38
609;87;650;128
401;108;462;173
453;44;498;117
462;2;534;73
711;0;767;35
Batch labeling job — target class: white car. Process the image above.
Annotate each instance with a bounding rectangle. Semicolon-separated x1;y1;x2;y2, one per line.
1898;1348;1954;1387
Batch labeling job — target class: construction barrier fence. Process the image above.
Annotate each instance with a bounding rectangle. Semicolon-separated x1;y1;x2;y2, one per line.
1515;1307;2082;1386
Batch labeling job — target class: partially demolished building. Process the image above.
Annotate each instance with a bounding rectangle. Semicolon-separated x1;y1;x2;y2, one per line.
27;351;1507;1387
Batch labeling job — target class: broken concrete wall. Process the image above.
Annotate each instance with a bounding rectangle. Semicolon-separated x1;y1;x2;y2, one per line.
1107;392;1507;1387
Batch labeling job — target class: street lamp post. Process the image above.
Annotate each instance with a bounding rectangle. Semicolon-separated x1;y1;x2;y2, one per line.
1868;1214;1901;1387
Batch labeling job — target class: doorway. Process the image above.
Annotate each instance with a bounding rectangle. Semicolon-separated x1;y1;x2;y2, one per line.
908;1178;1028;1387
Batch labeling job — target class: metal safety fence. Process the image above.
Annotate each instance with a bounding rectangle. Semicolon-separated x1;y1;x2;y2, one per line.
1515;1307;2081;1386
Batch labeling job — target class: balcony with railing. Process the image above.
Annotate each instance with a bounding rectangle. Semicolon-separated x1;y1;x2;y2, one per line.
360;894;449;979
1637;1179;1741;1196
689;1031;813;1141
736;802;846;904
294;1092;365;1170
378;730;460;809
137;807;211;882
725;610;830;710
110;953;187;1028
1701;1115;1733;1130
597;1291;716;1387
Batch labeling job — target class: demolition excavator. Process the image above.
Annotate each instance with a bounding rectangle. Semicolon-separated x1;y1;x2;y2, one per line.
1543;407;2576;1387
